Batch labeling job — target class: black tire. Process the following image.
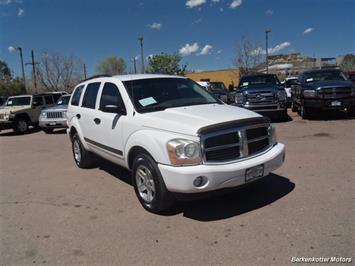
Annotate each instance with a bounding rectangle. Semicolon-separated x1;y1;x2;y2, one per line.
13;118;29;134
278;109;288;120
291;102;298;112
43;128;53;134
347;107;355;117
300;104;309;119
132;153;175;213
71;133;96;169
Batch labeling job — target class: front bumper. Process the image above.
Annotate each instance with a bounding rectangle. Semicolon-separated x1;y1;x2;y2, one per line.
39;118;68;128
234;102;287;112
304;97;355;110
0;120;14;130
158;143;285;193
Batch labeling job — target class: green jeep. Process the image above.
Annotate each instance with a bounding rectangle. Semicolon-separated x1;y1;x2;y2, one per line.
0;94;55;134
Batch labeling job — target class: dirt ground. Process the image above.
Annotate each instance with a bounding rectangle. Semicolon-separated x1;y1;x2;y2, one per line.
0;110;354;265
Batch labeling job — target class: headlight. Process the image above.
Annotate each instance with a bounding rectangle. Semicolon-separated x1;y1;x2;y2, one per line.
276;90;287;101
3;112;9;120
235;93;244;104
62;111;67;118
303;89;317;98
167;139;201;166
41;112;47;116
268;125;277;145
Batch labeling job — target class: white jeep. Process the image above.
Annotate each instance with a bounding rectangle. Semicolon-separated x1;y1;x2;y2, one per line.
67;74;285;213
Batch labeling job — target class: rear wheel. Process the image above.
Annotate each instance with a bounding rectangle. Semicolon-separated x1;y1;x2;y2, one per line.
71;133;96;168
132;153;174;213
291;102;298;112
14;118;29;134
300;104;309;119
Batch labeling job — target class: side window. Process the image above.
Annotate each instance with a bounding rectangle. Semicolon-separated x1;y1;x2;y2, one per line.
71;85;84;106
33;96;44;106
99;83;125;111
82;82;101;109
44;95;54;105
52;94;61;102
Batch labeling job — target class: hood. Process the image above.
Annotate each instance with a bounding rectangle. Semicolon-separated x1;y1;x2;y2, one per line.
42;105;68;112
138;103;261;136
306;80;353;89
238;84;284;94
0;105;31;113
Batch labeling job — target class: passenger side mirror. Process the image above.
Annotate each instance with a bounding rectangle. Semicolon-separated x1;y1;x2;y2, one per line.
102;104;126;115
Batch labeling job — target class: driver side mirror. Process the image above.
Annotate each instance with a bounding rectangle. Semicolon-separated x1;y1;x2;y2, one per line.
102;104;126;115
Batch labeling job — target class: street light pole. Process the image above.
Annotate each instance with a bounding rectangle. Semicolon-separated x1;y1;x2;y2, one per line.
138;36;144;74
265;29;271;74
133;56;137;74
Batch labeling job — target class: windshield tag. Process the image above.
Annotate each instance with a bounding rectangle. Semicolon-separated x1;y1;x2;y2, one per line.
7;101;12;105
242;82;249;86
138;97;157;107
306;78;313;82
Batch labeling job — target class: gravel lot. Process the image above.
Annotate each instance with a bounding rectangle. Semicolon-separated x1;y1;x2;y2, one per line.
1;110;354;265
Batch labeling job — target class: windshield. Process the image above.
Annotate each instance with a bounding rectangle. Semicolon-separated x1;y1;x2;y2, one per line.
123;78;219;113
304;71;346;83
208;82;226;93
239;75;280;88
57;95;70;105
6;97;31;106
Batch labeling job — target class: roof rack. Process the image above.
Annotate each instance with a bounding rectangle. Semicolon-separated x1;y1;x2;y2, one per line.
80;74;112;83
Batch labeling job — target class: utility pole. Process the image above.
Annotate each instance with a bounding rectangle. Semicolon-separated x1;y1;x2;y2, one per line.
133;56;137;74
83;63;87;79
265;29;271;74
138;36;144;74
25;50;39;91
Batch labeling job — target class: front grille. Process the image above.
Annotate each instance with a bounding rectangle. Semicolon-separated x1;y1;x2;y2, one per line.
246;91;275;105
46;111;63;119
201;119;271;163
318;87;351;99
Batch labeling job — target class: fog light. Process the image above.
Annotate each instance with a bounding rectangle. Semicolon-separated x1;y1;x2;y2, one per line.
193;176;207;187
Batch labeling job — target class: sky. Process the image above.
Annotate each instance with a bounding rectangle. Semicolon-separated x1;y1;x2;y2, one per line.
0;0;354;77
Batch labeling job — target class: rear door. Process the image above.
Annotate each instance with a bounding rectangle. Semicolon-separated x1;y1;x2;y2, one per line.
79;82;102;153
93;82;127;163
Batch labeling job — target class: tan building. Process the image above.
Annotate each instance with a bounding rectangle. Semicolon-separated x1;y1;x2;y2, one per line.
186;69;240;89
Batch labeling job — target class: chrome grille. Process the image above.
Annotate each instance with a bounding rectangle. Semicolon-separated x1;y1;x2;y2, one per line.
318;87;351;99
201;121;272;163
246;91;275;105
46;111;63;119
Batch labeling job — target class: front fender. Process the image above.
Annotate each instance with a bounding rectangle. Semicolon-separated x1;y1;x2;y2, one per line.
68;117;89;150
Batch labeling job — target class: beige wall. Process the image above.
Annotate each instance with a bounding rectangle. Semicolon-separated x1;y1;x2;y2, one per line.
186;69;240;89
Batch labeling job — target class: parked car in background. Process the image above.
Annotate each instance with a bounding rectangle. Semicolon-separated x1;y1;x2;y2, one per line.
234;74;287;119
0;96;8;107
291;69;355;119
0;94;55;133
67;74;285;213
39;94;71;133
47;91;69;102
347;71;355;86
283;77;298;107
196;81;230;103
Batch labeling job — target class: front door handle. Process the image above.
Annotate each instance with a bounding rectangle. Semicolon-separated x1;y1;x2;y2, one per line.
94;118;101;125
76;114;81;119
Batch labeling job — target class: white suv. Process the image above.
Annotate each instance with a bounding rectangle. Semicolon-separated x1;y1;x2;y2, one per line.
67;74;285;213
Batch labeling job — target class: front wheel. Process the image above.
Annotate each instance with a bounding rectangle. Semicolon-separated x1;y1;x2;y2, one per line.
300;104;309;119
71;133;96;169
291;102;298;112
132;153;174;213
14;118;29;134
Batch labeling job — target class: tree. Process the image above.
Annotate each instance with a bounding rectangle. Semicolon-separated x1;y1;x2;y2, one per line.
37;51;84;92
234;37;263;75
147;53;187;75
96;56;126;75
0;60;12;81
340;54;355;72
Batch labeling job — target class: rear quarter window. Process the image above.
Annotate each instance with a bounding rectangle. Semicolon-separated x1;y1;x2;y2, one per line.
71;85;84;106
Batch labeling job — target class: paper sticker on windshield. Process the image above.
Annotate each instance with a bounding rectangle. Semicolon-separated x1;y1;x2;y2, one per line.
138;97;157;107
7;100;12;105
306;78;314;82
242;82;249;86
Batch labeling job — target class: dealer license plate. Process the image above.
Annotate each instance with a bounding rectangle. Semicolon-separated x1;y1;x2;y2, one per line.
331;101;342;106
245;164;264;182
49;122;56;126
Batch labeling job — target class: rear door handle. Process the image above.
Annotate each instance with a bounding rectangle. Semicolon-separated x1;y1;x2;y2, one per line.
94;118;101;125
76;114;81;119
